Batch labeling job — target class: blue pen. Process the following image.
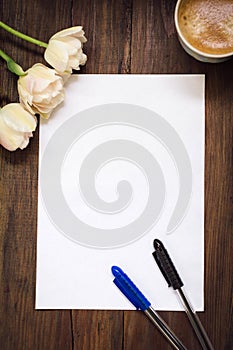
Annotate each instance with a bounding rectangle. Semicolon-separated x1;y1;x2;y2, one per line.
111;266;187;350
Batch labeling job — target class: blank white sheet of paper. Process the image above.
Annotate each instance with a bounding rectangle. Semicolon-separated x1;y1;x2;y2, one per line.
36;74;205;310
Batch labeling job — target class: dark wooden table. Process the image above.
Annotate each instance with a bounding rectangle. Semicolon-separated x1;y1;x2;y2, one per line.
0;1;232;349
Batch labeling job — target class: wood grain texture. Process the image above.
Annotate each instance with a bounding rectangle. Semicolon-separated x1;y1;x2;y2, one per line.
0;1;73;349
72;0;132;74
71;2;131;348
0;0;232;349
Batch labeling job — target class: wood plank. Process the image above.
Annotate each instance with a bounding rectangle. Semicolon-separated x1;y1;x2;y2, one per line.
130;0;233;349
72;310;123;349
72;0;132;74
0;0;73;349
0;0;232;349
124;311;200;349
70;1;133;348
203;61;233;349
131;0;178;74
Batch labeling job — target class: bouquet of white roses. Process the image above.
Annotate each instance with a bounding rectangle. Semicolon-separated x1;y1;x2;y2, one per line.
0;21;87;151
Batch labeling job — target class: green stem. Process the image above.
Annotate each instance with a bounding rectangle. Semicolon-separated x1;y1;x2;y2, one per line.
0;49;26;76
0;21;48;48
0;48;10;62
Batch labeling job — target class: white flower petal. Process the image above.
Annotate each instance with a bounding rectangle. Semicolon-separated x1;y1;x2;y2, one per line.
51;26;84;39
18;132;32;150
59;37;82;53
45;41;70;72
44;26;87;73
35;92;64;112
17;63;65;119
0;105;36;151
19;99;35;116
2;103;37;132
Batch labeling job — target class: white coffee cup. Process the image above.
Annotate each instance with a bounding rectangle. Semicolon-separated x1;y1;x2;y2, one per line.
174;0;233;63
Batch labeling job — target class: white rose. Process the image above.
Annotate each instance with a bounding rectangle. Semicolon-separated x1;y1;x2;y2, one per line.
18;63;65;119
44;26;87;73
0;103;37;151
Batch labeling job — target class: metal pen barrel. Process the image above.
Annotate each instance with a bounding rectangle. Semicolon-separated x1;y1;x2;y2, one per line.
176;289;214;350
112;266;187;350
144;307;187;350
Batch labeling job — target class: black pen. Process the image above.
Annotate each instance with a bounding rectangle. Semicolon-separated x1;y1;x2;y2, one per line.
152;239;214;350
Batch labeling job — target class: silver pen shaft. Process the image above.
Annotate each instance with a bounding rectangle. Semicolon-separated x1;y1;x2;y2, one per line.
144;306;187;350
176;288;214;350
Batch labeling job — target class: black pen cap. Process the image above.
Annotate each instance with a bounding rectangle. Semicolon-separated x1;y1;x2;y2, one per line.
152;239;184;290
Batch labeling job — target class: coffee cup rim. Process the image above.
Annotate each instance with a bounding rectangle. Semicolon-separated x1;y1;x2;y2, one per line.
174;0;233;59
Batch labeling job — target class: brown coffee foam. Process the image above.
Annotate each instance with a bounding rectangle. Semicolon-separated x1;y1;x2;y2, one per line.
178;0;233;55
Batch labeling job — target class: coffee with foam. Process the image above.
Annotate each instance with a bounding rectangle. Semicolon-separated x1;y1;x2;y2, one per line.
178;0;233;55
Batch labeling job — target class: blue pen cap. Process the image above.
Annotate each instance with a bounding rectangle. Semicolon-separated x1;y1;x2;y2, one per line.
111;266;151;311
